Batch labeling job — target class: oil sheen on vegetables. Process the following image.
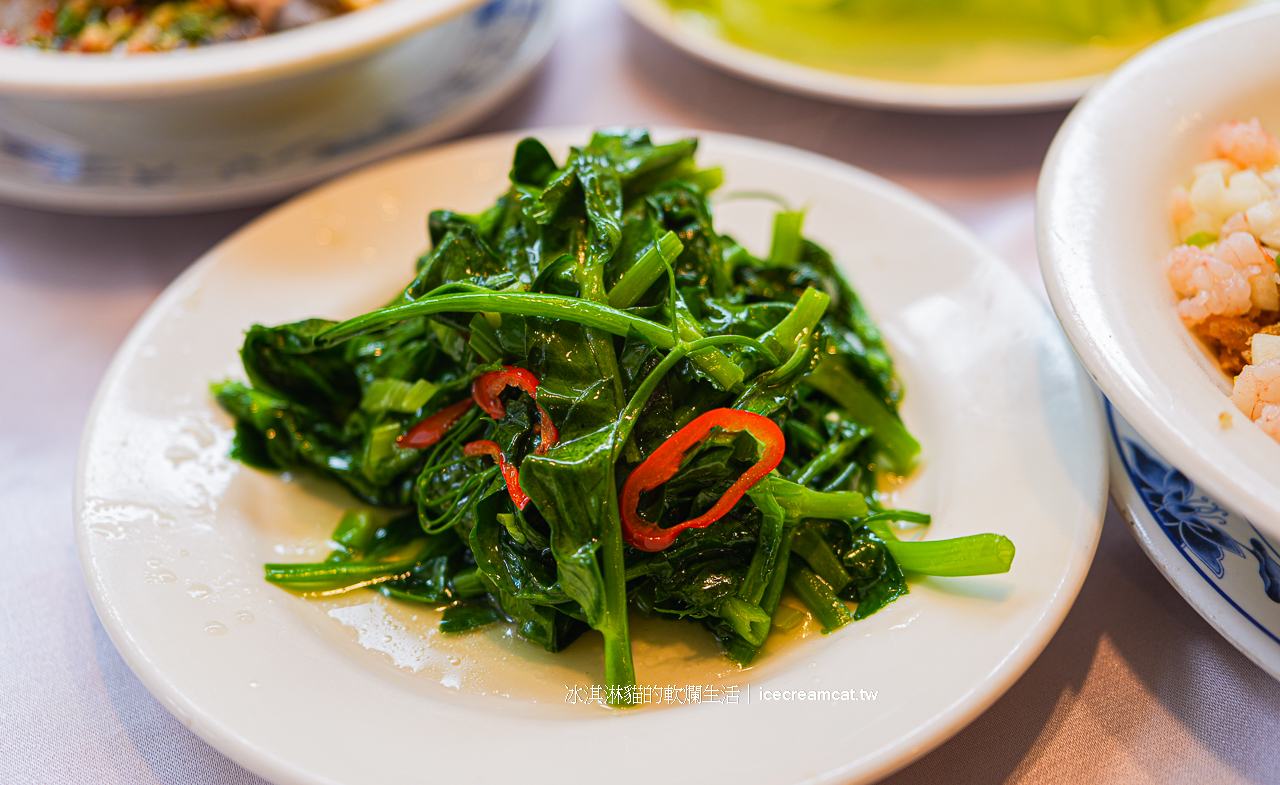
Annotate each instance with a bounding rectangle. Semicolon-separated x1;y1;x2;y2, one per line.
667;0;1246;85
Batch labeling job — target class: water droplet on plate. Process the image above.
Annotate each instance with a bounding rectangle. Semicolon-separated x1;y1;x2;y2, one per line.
379;192;399;220
186;583;211;599
236;610;254;624
145;571;176;584
146;558;162;568
248;681;260;688
204;621;228;635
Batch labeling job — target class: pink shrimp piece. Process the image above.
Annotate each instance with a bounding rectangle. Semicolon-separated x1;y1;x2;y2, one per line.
1232;358;1280;420
1214;231;1270;273
1221;212;1249;237
1166;244;1253;323
1214;119;1280;169
1257;404;1280;443
1167;244;1218;296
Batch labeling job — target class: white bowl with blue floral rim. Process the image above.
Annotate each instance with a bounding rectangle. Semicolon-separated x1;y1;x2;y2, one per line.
0;0;560;214
1038;5;1280;543
1108;401;1280;679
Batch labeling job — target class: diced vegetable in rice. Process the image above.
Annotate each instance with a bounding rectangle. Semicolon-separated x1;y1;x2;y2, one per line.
1165;119;1280;442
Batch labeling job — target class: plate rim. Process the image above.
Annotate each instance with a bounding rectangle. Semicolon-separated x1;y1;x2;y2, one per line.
75;125;1107;785
620;0;1116;113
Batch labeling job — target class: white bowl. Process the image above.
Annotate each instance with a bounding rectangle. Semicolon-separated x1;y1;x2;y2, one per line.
1038;4;1280;539
0;0;559;213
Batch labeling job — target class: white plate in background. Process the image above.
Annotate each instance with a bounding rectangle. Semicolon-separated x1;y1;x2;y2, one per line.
621;0;1269;113
76;128;1105;785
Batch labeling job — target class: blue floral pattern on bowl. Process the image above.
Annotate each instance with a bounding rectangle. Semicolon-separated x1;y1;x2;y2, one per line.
1108;402;1280;648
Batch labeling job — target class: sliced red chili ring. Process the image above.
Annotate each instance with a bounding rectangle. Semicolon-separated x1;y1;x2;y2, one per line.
397;398;475;450
472;366;558;454
464;439;530;509
620;409;785;552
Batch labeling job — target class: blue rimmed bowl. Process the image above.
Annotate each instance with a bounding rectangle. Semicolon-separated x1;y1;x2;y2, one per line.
0;0;559;213
1108;402;1280;678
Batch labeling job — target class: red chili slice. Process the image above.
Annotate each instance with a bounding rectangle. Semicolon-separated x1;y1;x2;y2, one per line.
620;409;785;552
472;366;558;453
464;440;530;509
397;398;475;449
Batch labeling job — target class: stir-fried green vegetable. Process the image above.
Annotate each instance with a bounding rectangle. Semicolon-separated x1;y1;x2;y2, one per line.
213;129;1014;706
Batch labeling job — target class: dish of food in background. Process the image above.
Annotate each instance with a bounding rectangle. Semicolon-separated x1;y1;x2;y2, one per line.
0;0;559;213
0;0;378;52
1108;402;1280;681
1039;5;1280;546
75;128;1103;785
621;0;1266;112
1162;119;1280;442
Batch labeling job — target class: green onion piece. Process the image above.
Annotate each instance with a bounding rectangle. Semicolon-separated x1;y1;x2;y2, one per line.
1184;231;1218;248
497;513;526;544
718;596;772;647
784;419;826;453
865;520;1015;576
769;211;805;265
687;166;724;193
762;475;869;521
451;567;489;598
807;359;920;474
760;287;830;359
365;421;403;470
786;557;853;634
330;509;377;556
607;231;684;309
790;432;866;486
772;605;806;632
360;378;437;414
790;524;852;592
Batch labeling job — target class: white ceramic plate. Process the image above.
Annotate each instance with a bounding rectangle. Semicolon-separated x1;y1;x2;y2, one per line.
76;129;1105;785
1038;5;1280;543
621;0;1267;113
1107;401;1280;680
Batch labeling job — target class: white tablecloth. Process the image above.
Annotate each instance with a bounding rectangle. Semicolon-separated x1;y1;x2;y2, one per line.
3;2;1278;783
